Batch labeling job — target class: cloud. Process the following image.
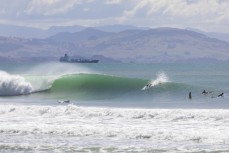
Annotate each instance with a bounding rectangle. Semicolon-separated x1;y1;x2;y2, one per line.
105;0;122;4
118;0;229;31
25;0;88;16
0;0;228;32
0;9;6;15
120;0;229;19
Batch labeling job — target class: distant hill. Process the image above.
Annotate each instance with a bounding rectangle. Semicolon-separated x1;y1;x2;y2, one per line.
0;27;229;63
206;32;229;42
48;28;113;42
95;24;148;32
187;28;229;42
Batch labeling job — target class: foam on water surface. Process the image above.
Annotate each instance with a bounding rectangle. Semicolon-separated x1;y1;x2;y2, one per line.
0;104;229;152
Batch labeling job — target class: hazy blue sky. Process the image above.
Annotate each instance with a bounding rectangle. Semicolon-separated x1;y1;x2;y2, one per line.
0;0;228;32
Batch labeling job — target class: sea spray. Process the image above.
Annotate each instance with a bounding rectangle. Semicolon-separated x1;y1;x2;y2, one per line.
142;72;169;90
26;62;93;76
25;75;56;92
0;71;33;96
24;62;96;93
150;72;169;87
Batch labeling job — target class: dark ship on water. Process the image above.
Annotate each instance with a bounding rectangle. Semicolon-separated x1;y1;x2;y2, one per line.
59;54;99;63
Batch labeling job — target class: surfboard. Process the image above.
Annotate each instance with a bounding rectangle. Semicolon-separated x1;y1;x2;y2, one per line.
58;100;70;103
142;83;152;90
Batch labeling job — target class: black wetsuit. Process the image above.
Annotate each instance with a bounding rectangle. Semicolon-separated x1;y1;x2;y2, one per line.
189;92;192;99
218;93;224;97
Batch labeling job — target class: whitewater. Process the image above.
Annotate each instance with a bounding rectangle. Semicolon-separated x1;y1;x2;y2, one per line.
1;62;229;152
1;104;229;152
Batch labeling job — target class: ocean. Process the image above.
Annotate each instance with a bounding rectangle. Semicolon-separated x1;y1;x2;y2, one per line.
0;62;229;153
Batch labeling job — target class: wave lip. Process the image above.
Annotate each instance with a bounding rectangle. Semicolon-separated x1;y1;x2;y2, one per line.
0;71;33;96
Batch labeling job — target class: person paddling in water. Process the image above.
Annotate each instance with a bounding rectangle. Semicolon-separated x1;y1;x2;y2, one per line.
218;92;224;97
189;92;192;99
202;90;208;95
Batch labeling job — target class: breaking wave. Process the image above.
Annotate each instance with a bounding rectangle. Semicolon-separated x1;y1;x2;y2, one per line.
0;71;33;96
0;70;196;100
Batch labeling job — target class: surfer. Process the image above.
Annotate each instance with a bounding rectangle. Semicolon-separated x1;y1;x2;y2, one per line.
218;93;224;97
189;92;192;99
142;82;152;90
146;83;151;88
202;90;208;95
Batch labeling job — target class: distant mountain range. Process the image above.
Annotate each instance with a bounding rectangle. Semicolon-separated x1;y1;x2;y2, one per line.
0;23;229;43
0;24;147;39
0;26;229;63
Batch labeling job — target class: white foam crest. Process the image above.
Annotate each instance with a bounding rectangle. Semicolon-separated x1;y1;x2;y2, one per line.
151;72;169;86
142;72;169;90
0;71;33;96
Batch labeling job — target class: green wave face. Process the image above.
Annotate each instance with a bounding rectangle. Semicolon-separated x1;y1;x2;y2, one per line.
50;74;148;100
